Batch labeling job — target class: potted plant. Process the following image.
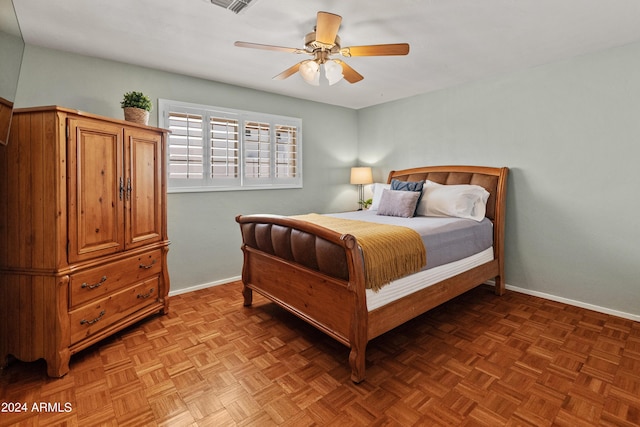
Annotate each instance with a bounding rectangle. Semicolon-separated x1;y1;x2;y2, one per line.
121;91;152;125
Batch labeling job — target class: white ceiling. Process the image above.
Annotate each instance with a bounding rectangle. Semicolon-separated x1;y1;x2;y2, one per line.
11;0;640;109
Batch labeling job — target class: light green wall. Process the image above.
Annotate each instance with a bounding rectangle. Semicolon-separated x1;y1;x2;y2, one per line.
15;45;359;292
357;41;640;316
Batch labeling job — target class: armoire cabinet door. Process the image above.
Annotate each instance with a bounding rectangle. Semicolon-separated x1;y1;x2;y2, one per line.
68;118;124;263
124;127;163;249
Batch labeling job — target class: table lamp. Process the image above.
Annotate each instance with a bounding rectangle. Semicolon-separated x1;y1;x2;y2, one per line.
350;167;373;210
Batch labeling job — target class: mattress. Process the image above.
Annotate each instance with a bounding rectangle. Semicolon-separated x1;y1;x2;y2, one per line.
327;210;495;311
365;247;494;311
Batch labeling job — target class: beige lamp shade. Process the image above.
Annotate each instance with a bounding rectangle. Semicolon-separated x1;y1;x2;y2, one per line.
350;167;373;185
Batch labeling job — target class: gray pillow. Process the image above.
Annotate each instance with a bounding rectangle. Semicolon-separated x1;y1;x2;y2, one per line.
376;189;420;218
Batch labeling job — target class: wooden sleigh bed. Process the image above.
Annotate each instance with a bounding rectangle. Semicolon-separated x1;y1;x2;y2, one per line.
236;165;508;383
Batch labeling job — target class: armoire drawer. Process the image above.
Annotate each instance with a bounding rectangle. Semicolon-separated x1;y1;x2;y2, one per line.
69;276;160;344
69;249;162;308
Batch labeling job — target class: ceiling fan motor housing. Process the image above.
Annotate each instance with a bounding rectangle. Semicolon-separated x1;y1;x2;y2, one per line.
305;32;341;52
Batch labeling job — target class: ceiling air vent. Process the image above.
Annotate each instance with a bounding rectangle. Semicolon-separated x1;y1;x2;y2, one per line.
210;0;259;14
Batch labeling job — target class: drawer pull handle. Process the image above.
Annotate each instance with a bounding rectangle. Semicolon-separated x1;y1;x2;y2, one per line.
80;310;105;326
137;288;154;299
81;276;107;290
139;259;156;270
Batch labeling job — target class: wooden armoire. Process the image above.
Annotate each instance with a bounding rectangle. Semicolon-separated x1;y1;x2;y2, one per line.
0;106;170;377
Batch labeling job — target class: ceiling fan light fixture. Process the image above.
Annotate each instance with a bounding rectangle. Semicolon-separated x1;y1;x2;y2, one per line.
324;59;344;85
300;60;320;86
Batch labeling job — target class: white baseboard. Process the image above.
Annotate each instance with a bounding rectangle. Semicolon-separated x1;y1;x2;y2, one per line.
491;281;640;322
168;275;241;297
170;276;640;323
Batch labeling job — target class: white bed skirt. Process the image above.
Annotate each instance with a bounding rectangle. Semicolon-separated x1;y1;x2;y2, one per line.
366;247;494;311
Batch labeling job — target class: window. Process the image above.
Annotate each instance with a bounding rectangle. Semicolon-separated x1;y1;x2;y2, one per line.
159;99;302;192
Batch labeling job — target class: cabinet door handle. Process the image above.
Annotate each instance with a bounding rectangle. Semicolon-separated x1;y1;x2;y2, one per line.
139;259;156;269
126;177;132;200
119;177;124;200
137;288;154;299
80;310;106;326
81;276;107;290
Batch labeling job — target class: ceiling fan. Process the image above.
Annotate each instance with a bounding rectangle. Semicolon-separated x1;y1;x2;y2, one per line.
234;11;410;86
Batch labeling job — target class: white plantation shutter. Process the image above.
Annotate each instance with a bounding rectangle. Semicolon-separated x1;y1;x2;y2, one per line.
167;112;204;180
244;121;270;179
275;125;297;178
160;99;302;192
210;117;239;179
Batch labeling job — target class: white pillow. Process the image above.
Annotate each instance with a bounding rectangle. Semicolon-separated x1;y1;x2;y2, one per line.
416;180;490;221
369;183;390;211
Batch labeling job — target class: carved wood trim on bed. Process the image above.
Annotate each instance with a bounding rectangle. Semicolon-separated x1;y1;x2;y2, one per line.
236;165;508;383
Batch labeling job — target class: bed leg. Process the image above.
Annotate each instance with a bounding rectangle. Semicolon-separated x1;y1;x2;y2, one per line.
242;285;253;306
494;276;505;296
349;344;367;383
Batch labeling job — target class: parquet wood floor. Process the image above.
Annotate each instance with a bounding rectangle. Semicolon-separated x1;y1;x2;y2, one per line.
1;282;639;426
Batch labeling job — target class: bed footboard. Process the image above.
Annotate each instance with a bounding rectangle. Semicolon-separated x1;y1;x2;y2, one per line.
236;214;369;382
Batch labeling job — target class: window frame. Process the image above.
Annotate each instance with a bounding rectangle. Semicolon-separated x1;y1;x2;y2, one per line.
159;99;302;193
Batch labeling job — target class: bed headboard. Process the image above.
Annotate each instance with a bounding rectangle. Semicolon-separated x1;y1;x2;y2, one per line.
387;165;508;222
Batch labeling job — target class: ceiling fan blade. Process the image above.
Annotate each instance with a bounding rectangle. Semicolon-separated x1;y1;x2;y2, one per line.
273;62;302;80
334;60;364;84
315;11;342;45
234;41;307;55
341;43;410;57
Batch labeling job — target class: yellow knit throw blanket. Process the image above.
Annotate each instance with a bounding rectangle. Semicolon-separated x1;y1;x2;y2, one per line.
292;214;426;291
